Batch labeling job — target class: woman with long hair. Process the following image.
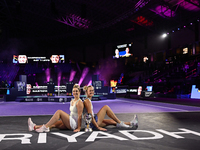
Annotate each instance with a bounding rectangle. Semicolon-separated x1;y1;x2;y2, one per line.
28;84;84;132
83;85;138;131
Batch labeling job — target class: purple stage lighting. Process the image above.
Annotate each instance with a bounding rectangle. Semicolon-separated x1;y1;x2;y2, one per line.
69;70;76;82
45;68;51;82
78;67;89;85
57;71;62;87
184;25;186;28
179;0;200;11
87;80;92;86
35;82;39;88
151;5;175;18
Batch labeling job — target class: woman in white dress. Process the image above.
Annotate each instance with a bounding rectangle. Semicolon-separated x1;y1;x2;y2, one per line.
28;84;84;132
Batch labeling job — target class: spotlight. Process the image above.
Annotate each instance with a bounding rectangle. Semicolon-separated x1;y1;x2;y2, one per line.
162;33;167;38
172;30;174;32
78;67;89;85
69;70;76;82
184;25;186;28
178;28;180;30
197;19;199;22
167;33;169;34
190;23;193;25
87;80;92;86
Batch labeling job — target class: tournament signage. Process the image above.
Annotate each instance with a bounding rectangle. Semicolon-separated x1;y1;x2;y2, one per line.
0;128;199;144
115;88;127;94
141;91;154;98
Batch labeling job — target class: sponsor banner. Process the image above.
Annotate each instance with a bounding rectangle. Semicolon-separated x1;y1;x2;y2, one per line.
115;88;127;94
0;128;199;144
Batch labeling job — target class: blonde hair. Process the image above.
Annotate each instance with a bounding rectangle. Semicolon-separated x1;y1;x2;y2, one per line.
73;83;81;92
83;85;93;96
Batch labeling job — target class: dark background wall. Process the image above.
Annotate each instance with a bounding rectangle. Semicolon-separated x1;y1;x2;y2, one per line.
0;22;199;64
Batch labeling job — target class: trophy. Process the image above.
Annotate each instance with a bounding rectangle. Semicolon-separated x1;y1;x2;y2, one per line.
84;113;92;132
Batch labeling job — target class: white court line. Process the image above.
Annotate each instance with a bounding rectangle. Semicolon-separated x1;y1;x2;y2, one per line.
120;100;189;112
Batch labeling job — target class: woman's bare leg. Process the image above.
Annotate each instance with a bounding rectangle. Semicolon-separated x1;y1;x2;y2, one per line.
51;120;67;130
99;119;116;127
100;119;130;127
35;120;67;130
56;123;68;130
44;110;71;130
96;105;121;126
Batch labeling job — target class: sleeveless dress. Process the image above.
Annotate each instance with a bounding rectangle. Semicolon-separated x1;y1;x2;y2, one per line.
83;98;98;130
69;99;84;130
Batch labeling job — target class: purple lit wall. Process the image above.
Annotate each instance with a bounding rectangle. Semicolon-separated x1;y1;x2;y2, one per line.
87;80;92;86
95;57;124;86
57;71;62;86
69;70;76;82
78;67;89;85
45;68;51;82
35;82;39;88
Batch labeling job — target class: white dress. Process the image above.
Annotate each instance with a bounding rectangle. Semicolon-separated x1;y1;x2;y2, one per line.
69;99;84;130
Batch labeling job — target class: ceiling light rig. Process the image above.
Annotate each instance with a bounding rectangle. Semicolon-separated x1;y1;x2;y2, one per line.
162;33;167;38
56;14;91;29
161;17;200;37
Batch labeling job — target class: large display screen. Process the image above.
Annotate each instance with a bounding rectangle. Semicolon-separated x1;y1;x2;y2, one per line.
26;85;67;95
113;43;133;59
16;81;26;91
13;55;65;64
191;85;200;99
146;86;153;91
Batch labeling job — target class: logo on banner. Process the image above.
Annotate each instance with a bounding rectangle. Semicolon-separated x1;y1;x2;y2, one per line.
1;128;199;144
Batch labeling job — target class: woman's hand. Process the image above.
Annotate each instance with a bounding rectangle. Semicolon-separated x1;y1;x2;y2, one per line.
73;128;80;132
98;127;107;131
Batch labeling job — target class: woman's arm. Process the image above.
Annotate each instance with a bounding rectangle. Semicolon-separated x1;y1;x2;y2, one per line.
84;99;107;131
73;101;84;132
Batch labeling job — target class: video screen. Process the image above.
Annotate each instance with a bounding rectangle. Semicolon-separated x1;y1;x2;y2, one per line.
191;85;200;99
50;55;65;63
146;86;153;91
13;55;65;64
13;55;28;64
26;84;32;95
16;81;26;91
113;43;133;59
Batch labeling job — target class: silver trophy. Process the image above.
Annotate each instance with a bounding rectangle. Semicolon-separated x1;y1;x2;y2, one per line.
84;113;92;132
